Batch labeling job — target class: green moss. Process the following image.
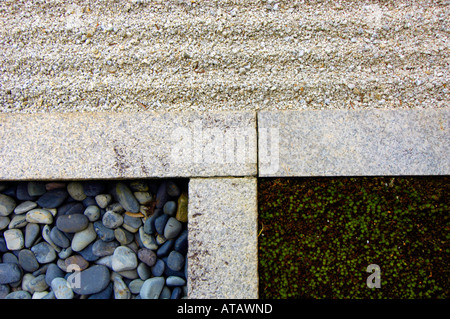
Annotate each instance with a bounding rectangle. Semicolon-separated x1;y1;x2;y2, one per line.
258;177;449;299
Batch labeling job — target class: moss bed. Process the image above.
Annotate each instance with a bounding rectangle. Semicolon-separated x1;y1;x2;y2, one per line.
258;177;449;299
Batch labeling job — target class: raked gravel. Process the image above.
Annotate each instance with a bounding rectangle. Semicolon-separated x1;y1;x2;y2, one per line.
0;0;449;113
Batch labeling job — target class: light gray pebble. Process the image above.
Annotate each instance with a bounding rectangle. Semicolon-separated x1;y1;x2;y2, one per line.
67;182;87;201
112;246;137;272
8;214;27;229
51;277;74;299
31;242;57;264
95;194;112;209
4;228;24;250
102;211;124;229
5;290;31;299
0;216;9;230
113;275;131;299
14;201;37;214
84;205;100;222
71;223;96;252
24;223;40;248
139;227;158;250
26;209;53;224
129;279;144;294
134;192;152;205
0;194;16;217
140;276;165;299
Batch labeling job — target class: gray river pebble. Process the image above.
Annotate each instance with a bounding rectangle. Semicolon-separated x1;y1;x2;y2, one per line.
0;180;188;299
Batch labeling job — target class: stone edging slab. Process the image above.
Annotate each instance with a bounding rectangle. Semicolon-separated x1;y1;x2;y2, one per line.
0;109;448;299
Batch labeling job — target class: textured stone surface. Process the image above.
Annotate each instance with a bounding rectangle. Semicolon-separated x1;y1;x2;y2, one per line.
0;111;256;180
187;177;258;299
258;109;449;176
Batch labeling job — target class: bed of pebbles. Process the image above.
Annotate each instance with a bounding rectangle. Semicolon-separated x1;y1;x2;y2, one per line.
0;179;189;299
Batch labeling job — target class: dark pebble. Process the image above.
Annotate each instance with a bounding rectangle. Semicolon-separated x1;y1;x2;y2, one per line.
93;221;115;242
16;182;36;201
37;189;68;208
174;229;188;254
151;259;165;277
115;182;140;214
57;202;85;216
45;263;65;286
92;239;119;257
82;181;105;197
164;217;182;239
0;263;22;284
143;210;162;235
88;282;113;299
70;265;110;295
27;182;46;197
170;286;182;299
56;214;89;233
167;181;181;197
18;249;39;272
137;248;157;267
155;181;168;209
50;227;70;248
78;242;100;262
167;250;185;272
154;214;169;235
156;239;174;258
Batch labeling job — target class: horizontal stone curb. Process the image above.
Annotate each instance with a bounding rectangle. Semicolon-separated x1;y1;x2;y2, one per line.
0;111;257;180
258;109;449;176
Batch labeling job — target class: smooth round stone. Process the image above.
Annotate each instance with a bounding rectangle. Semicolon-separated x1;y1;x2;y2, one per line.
137;248;157;267
24;223;40;248
137;262;151;281
140;277;165;299
71;223;96;252
27;182;46;197
113;276;131;299
56;214;89;233
163;201;177;216
0;262;22;284
167;250;185;272
154;214;169;235
67;182;87;201
36;189;68;208
155;181;168;209
115;183;140;213
143;210;162;235
26;209;53;224
14;201;37;214
0;216;9;230
70;265;110;295
114;227;134;245
0;284;10;299
102;211;123;229
32;291;50;299
51;277;73;299
174;229;188;254
123;214;142;233
0;194;16;216
167;181;181;197
95;194;112;209
134;192;152;205
2;252;18;264
82;196;97;207
83;181;105;197
92;240;119;257
171;286;182;299
31;242;57;264
93;221;115;242
4;229;24;250
164;217;182;240
139;227;158;250
16;183;35;201
151;259;165;277
8;214;27;229
18;249;39;272
5;291;31;299
156;239;175;258
65;255;89;271
112;246;138;272
42;225;61;253
88;282;113;299
129;279;144;294
160;286;171;299
26;274;48;293
58;202;85;216
84;205;100;222
58;247;72;259
166;276;186;287
50;227;70;249
78;242;99;262
0;238;7;253
45;263;65;286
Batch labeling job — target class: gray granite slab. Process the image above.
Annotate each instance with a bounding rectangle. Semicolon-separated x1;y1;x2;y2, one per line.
0;111;256;180
258;109;449;176
187;177;258;299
